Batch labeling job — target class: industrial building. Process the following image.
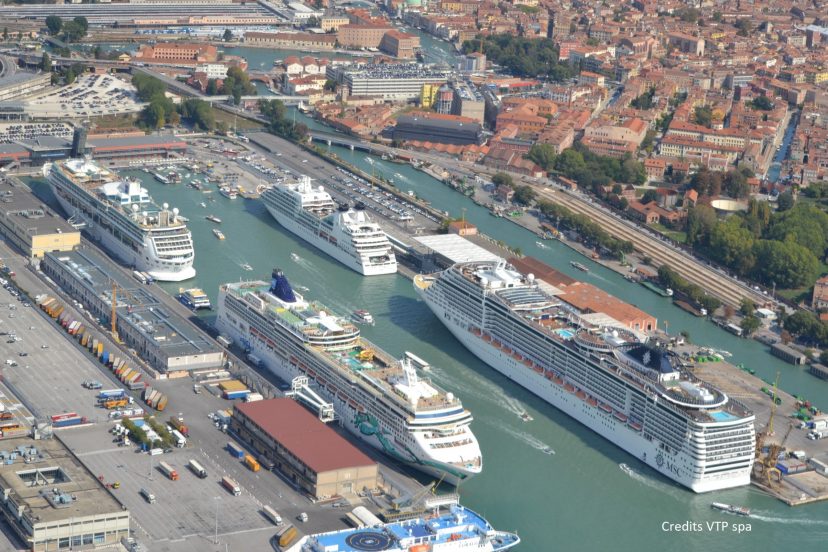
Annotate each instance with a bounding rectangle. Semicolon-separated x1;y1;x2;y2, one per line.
391;113;483;145
0;134;187;168
329;63;449;101
411;234;500;271
0;57;51;103
0;435;131;552
231;399;378;501
41;247;225;377
0;178;80;260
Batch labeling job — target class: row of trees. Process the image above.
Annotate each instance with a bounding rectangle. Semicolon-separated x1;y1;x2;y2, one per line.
688;166;753;199
45;15;88;42
536;200;634;259
657;265;722;314
258;99;308;141
526;143;647;192
460;35;575;82
132;73;217;130
686;201;825;289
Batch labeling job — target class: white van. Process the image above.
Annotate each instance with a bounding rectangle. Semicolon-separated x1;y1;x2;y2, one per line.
140;488;156;504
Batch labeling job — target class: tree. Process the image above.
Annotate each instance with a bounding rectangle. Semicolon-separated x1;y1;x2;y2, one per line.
526;143;557;171
693;105;713;128
73;16;88;33
766;203;828;259
749;96;773;111
740;298;755;317
223;29;233;42
2;28;7;42
492;172;514;188
741;315;760;336
460;35;574;82
820;350;828;365
178;99;215;131
777;191;795;211
554;148;585;175
145;102;166;129
752;239;819;289
513;185;536;205
40;52;51;72
205;79;219;96
641;189;658;204
709;216;755;274
305;16;321;28
45;15;62;35
734;19;752;37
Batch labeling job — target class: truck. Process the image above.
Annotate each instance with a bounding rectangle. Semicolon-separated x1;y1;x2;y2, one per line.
156;395;168;412
216;335;233;348
227;442;245;459
51;413;87;428
223;389;250;401
103;398;128;410
168;416;189;436
811;418;828;431
132;270;148;285
98;389;126;401
274;524;298;548
262;505;282;525
221;476;241;496
187;459;208;479
244;454;260;472
140;488;156;504
808;430;825;440
158;461;179;481
170;429;187;448
257;454;275;471
127;374;144;391
82;380;102;390
246;353;262;367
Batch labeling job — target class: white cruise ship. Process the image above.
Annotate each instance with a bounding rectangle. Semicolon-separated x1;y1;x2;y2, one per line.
216;269;481;485
46;160;195;281
415;260;756;493
261;176;397;276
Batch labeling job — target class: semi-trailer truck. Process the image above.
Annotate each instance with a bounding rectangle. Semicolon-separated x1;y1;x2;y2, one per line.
221;476;241;496
187;459;208;479
158;461;179;481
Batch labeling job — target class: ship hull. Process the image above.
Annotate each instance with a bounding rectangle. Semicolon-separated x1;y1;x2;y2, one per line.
50;179;195;282
417;292;751;493
264;203;397;276
215;305;474;485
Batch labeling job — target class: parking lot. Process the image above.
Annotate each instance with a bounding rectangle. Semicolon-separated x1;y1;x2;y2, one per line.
0;280;115;422
21;73;143;119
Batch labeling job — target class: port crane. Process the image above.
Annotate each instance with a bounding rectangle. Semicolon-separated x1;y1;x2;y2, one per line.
753;371;788;486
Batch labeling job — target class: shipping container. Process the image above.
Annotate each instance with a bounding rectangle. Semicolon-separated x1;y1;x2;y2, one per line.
227;442;245;459
81;334;89;347
98;389;125;400
262;505;282;525
244;454;260;472
103;398;128;410
145;389;159;405
96;343;104;357
53;416;85;428
101;351;110;365
168;416;189;436
275;524;297;547
90;338;98;352
39;297;54;309
51;412;79;423
221;476;241;496
158;461;179;480
223;390;250;400
127;378;144;391
51;305;64;319
143;387;154;401
245;393;264;402
156;395;168;412
188;459;208;478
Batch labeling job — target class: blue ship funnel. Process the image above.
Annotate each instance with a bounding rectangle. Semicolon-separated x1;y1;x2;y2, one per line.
270;269;296;303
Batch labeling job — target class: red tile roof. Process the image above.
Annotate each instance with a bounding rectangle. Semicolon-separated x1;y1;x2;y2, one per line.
235;399;375;473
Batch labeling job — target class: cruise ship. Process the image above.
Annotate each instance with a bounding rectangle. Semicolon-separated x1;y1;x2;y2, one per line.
261;176;397;276
215;269;482;485
414;260;756;493
46;159;195;281
286;501;519;552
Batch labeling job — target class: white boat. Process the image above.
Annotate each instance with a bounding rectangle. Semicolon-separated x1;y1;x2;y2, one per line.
178;288;212;310
219;187;237;199
711;502;751;516
351;309;374;324
261;176;397;276
241;263;253;271
213;228;225;240
216;270;482;485
46;160;195;282
286;501;518;552
536;241;548;249
414;260;756;493
199;202;207;208
206;215;222;224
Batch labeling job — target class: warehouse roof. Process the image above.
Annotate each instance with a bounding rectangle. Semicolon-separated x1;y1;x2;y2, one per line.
235;399;375;473
413;234;500;264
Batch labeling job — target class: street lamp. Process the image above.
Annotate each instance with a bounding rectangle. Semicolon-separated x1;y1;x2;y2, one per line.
214;496;220;545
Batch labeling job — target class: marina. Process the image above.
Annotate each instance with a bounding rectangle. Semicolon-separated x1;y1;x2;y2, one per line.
22;136;828;551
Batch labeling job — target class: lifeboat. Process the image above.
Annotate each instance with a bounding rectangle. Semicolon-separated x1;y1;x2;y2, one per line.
471;328;482;336
599;402;612;413
576;390;587;400
409;545;432;552
553;376;564;386
544;371;555;380
628;421;643;431
512;352;522;360
503;346;512;354
564;383;576;393
523;358;533;367
492;340;501;348
613;411;628;422
587;397;598;407
483;334;492;343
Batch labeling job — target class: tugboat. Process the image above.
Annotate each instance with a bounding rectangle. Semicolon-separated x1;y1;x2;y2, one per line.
711;503;751;517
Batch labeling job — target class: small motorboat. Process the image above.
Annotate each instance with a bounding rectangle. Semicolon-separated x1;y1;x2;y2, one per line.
213;229;225;240
199;202;207;208
241;263;253;271
520;412;533;422
711;503;751;517
352;310;374;324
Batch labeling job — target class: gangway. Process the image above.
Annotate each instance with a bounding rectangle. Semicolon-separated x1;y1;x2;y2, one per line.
404;351;430;371
285;376;335;423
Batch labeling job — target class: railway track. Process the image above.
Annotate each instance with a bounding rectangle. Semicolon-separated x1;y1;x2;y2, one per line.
535;187;769;309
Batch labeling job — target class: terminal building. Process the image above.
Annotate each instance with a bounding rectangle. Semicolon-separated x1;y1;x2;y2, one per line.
0;435;131;552
0;56;51;103
328;63;449;101
41;247;225;377
232;399;379;500
0;178;80;260
391;112;484;145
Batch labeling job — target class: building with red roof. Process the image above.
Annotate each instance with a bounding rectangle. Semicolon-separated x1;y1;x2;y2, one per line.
232;399;378;500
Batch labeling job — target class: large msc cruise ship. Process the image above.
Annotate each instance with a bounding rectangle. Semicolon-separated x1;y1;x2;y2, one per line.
45;159;195;281
415;260;756;492
261;176;397;276
215;269;481;484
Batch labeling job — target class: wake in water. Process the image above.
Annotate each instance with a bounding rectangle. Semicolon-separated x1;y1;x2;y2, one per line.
618;462;684;500
488;419;555;455
428;366;530;422
750;512;828;526
289;252;315;271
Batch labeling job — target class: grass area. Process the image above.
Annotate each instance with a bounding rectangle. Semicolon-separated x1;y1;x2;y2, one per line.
777;286;812;303
651;222;687;243
212;108;264;130
90;113;138;130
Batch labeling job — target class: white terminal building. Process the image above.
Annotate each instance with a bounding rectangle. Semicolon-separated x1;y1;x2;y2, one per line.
327;63;451;101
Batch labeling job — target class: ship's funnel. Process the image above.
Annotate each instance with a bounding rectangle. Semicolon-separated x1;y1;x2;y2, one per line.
270;269;296;303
